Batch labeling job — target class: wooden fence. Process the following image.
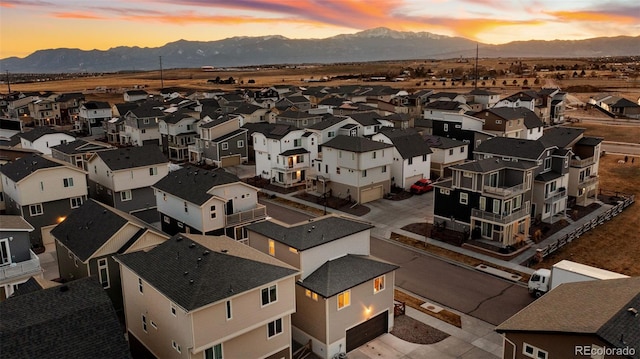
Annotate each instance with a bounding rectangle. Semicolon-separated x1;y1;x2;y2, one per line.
534;194;635;262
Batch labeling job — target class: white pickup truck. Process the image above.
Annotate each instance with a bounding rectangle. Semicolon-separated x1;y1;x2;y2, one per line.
528;260;629;298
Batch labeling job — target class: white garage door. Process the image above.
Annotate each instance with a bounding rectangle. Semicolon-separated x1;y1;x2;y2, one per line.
360;186;383;203
405;174;423;190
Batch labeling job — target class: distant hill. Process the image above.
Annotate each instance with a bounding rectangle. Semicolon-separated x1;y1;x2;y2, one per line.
1;27;638;73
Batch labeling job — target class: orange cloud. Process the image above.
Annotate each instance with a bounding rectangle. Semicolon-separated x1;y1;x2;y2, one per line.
52;11;108;20
546;10;637;24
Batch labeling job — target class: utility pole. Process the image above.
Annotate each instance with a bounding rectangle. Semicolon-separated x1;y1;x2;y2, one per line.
159;56;164;89
474;43;479;90
5;70;11;93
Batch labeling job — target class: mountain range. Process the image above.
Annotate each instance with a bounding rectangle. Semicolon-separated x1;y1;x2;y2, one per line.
1;27;638;73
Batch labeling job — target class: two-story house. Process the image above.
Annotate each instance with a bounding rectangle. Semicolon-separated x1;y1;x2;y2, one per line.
306;115;362;144
124;89;149;102
467;89;500;110
158;109;199;162
474;108;529;139
540;127;603;207
55;92;85;125
115;233;298;359
153;166;266;240
27;98;61;126
421;135;468;179
17;127;76;156
433;158;536;247
78;101;112;136
121;102;164;146
494;91;540;112
372;128;432;190
318;135;393;203
52;199;169;312
246;215;398;359
189;114;249;167
50;139;114;171
276;110;324;128
428;112;495;160
0;216;41;300
0;154;88;248
87;146;169;214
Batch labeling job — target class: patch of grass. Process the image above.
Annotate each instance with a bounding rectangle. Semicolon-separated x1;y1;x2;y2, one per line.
394;289;462;328
567;122;640;144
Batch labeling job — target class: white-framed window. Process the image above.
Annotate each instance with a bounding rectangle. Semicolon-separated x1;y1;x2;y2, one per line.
523;343;548;359
362;170;367;178
479;197;486;211
120;190;132;201
142;314;148;332
305;289;318;301
70;197;83;209
439;188;450;195
205;344;223;359
151;320;157;329
177;222;184;229
493;199;500;214
172;340;181;353
460;193;468;205
267;318;283;338
495;120;502;124
408;157;413;165
463;171;472;178
338;290;351;309
221;142;229;150
261;284;277;306
268;239;275;256
423;154;428;161
29;203;43;216
184;201;188;213
40;181;44;191
225;300;232;320
544;157;552;170
63;177;74;187
374;275;385;293
382;165;387;173
237;139;244;148
98;258;110;289
328;131;335;138
449;149;454;155
210;205;216;219
164;215;170;224
513;195;522;209
294;138;301;147
138;278;143;294
149;167;158;176
171;303;177;316
443;123;449;132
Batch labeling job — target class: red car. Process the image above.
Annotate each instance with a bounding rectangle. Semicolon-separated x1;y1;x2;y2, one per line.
410;178;434;194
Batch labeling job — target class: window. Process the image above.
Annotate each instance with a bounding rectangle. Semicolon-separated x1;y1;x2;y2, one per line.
479;196;486;211
305;289;318;301
171;303;177;316
143;118;150;124
267;318;283;338
443;124;448;132
268;239;275;256
336;167;341;174
141;129;146;134
382;166;387;173
221;142;228;150
328;131;335;138
544;157;552;170
225;300;232;320
439;188;450;195
120;190;132;201
495;120;502;124
493;199;500;214
98;258;110;289
460;193;468;205
449;149;454;156
362;170;367;178
423;154;428;162
463;171;472;178
460;147;465;153
408;157;413;165
338;290;351;309
138;278;143;294
237;139;244;148
164;215;170;224
296;155;303;163
205;344;223;359
522;343;548;359
40;181;44;191
294;138;301;147
184;201;188;213
141;314;148;332
374;275;385;293
210;205;216;219
261;285;277;306
149;167;158;176
372;151;377;159
172;340;181;353
63;177;74;187
29;204;43;216
70;197;83;209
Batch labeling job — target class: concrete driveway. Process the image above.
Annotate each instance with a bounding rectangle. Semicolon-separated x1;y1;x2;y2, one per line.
361;191;434;237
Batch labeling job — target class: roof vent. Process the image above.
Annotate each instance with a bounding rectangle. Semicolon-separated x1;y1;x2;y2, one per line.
203;250;210;256
221;249;228;253
189;243;196;248
183;271;189;276
628;307;639;316
176;236;183;242
189;279;194;284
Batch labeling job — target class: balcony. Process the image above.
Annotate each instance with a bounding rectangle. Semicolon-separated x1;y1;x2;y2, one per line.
188;144;202;154
226;204;267;227
0;250;42;282
274;159;309;172
570;157;596;168
544;188;567;204
483;183;527;197
471;207;530;224
579;175;598;187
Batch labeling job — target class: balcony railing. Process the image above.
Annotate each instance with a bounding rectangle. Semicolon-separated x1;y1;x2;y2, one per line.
483;183;527;197
579;175;599;187
0;250;41;281
570;157;596;168
188;144;202;154
471;207;530;224
274;161;309;171
544;188;567;204
226;204;267;227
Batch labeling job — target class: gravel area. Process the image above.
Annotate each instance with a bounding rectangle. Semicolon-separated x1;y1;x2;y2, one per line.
390;315;450;345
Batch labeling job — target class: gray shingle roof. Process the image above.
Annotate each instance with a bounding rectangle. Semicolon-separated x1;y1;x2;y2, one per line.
0;153;62;182
17;127;74;142
83;101;111;110
308;115;350;130
51;199;130;262
200;114;236;128
540;127;585;148
323;135;392;153
577;136;604;146
0;277;132;359
348;112;383;126
162;109;195;124
452;157;537;173
379;128;432;158
298;254;398;298
211;128;247;143
246;216;373;251
421;134;465;149
152;166;240;205
116;234;298;311
280;148;309;156
475;137;550;160
243;123;299;139
50;139;112;155
425;100;464;111
94;145;168;171
535;171;564;182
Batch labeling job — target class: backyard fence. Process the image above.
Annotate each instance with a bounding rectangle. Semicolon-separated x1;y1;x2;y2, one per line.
534;194;635;262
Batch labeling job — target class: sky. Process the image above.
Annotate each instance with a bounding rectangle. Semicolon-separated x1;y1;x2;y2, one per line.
1;0;639;59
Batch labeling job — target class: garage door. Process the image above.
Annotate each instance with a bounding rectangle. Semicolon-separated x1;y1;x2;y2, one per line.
220;155;241;167
346;311;388;352
406;174;423;190
360;186;383;204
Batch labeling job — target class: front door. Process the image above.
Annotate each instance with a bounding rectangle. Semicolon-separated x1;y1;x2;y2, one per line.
225;199;234;215
0;238;11;266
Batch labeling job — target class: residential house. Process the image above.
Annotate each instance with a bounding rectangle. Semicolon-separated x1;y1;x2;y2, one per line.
115;233;298;359
189;114;249;167
540;127;602;207
0;154;88;248
610;97;640;119
537;88;565;125
105;117;127;145
27;98;61;126
276;110;324;128
121;102;164;146
427;92;468;104
87;145;169;214
153;167;266;240
348;112;393;136
78;101;112;136
494;91;540;112
421;135;468;179
51;199;169;311
433;158;535;246
372;128;432;190
306;115;361;145
0;276;132;358
473;108;543;140
496;277;640;359
251;124;318;188
316;135;393;203
474;137;571;223
429;112;495;160
17;127;76;156
467;89;500;110
0;216;41;300
246;215;398;359
55;92;85;125
158;109;199;162
423;100;471;119
233;103;270;123
124;89;149;102
50;139;114;171
276;95;312;112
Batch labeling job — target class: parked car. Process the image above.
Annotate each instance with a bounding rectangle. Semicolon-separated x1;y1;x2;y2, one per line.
410;178;433;194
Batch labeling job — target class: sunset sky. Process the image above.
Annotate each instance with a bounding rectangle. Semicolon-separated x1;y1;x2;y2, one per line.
1;0;639;59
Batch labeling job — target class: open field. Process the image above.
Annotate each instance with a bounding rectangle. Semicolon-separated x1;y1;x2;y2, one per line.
566;122;640;144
